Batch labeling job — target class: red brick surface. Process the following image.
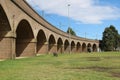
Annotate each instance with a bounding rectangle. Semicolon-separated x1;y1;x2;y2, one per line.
0;38;12;59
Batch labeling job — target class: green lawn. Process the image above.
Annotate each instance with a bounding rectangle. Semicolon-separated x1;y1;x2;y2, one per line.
0;52;120;80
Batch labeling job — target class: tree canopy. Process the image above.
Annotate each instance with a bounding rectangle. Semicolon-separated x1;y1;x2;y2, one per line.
67;27;76;36
102;25;120;51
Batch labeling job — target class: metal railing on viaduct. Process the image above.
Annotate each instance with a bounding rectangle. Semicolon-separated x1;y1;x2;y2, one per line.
0;0;99;59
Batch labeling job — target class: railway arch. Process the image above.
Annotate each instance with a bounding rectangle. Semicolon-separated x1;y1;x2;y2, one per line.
0;0;99;59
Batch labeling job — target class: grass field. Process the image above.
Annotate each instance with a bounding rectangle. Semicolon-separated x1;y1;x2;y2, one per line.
0;52;120;80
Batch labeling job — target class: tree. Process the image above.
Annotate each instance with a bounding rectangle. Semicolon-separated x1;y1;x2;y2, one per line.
102;25;119;51
67;27;76;36
102;27;114;51
118;34;120;48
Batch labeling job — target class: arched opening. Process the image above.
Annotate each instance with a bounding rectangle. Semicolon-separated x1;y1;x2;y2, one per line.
64;39;69;53
57;38;63;53
93;44;97;52
0;5;11;32
16;19;34;57
82;43;86;52
48;35;56;53
37;30;47;54
0;5;11;59
87;43;92;52
71;41;75;53
76;42;81;53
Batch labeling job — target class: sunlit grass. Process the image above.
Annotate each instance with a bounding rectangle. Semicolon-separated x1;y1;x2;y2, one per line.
0;52;120;80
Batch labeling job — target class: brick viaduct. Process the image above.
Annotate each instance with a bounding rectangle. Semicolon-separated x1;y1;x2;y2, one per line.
0;0;99;59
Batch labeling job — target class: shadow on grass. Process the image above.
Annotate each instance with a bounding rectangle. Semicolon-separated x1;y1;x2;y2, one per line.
64;66;120;78
111;72;120;78
103;56;120;59
84;56;120;61
84;57;101;61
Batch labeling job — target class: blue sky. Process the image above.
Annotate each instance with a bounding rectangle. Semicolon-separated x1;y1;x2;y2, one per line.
26;0;120;40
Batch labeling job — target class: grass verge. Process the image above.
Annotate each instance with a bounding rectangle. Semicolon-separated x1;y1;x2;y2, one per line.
0;52;120;80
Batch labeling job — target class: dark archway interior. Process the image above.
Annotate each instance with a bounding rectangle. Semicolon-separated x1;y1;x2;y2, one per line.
16;20;34;57
37;30;47;53
77;42;81;51
87;43;92;52
57;38;63;52
71;41;75;51
64;40;69;51
87;43;91;47
48;35;56;51
0;5;11;39
82;43;86;52
93;44;97;52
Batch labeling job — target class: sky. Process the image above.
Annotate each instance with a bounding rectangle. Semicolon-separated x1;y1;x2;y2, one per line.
26;0;120;40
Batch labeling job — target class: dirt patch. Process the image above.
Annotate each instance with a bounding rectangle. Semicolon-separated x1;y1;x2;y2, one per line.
64;66;120;78
64;66;120;72
85;57;101;61
111;72;120;78
103;56;120;59
90;66;110;72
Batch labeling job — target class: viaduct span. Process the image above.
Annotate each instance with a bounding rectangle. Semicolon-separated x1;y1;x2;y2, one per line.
0;0;99;59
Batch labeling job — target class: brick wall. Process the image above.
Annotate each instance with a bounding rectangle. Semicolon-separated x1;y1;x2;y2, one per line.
16;39;36;57
37;44;48;54
0;37;12;59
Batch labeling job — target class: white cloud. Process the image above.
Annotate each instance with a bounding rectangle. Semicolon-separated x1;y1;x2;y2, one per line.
26;0;120;24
